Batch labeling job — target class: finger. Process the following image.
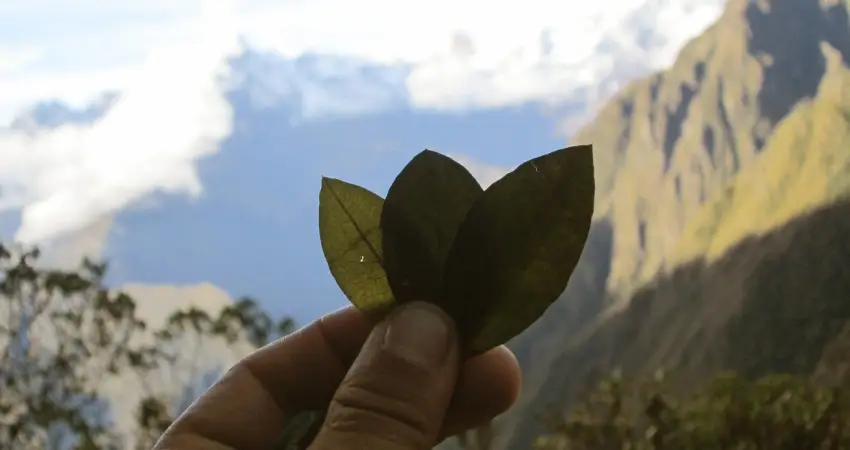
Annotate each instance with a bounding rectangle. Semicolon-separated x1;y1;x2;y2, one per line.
155;305;521;450
310;302;459;450
155;306;372;450
298;345;522;447
439;345;521;439
244;305;373;414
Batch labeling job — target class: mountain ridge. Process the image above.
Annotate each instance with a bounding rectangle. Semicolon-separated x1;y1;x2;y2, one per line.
573;0;850;296
494;1;850;448
673;40;850;264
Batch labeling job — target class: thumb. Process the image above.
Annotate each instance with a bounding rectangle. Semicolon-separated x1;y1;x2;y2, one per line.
309;302;460;450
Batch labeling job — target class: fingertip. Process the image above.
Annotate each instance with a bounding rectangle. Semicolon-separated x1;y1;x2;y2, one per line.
467;345;522;410
313;305;374;366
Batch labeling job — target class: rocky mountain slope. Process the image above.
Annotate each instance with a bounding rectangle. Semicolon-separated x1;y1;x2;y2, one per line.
577;0;850;296
672;41;850;264
492;1;850;448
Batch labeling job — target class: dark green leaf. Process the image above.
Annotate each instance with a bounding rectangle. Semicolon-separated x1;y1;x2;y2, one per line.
318;177;394;318
381;150;483;304
442;145;595;353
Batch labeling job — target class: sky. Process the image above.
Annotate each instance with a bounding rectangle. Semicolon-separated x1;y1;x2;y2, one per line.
0;0;724;321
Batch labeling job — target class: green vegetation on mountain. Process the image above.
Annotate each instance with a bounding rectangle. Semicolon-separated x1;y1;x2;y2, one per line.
535;370;850;450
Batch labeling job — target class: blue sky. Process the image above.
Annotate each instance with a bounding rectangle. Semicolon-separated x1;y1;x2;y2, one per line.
0;0;724;323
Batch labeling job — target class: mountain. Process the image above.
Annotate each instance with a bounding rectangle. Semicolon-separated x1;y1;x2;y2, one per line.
574;0;850;296
672;41;850;264
492;1;850;449
501;188;850;450
509;189;850;450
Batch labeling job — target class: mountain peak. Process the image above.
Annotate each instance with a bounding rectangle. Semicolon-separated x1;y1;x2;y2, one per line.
567;0;850;296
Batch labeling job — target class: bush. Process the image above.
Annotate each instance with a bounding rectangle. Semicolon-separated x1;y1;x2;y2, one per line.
535;370;850;449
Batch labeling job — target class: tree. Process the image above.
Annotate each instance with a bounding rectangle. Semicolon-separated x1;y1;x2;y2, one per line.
133;296;295;449
0;242;294;449
535;369;850;450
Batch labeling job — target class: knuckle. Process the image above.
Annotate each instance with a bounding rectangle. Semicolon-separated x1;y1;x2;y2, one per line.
325;372;434;447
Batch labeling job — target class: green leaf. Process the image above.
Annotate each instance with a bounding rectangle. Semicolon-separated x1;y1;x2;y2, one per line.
442;145;595;353
318;177;394;318
381;150;483;304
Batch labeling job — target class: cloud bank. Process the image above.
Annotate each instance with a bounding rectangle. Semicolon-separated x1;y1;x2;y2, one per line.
1;0;724;122
448;154;513;189
0;1;240;245
0;0;725;247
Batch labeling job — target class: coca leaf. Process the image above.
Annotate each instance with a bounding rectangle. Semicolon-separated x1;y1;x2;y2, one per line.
318;177;394;318
441;145;595;353
381;150;483;304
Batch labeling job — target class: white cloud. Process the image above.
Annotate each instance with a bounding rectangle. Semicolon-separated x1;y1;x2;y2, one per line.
0;44;43;72
0;0;725;246
0;0;240;245
448;154;513;189
0;0;724;122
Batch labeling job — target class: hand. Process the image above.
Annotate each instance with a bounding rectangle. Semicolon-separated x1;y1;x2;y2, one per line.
154;301;523;449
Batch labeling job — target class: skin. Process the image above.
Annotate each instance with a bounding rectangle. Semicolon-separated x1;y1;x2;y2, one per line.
153;302;523;450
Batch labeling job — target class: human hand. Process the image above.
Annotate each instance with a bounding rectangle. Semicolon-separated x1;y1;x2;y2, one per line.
153;301;522;449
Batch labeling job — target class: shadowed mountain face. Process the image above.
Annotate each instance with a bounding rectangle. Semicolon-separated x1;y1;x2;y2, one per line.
505;194;850;450
492;1;850;449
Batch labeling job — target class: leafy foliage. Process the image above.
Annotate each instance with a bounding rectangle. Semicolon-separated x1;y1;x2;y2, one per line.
0;242;294;449
319;146;595;354
535;370;850;450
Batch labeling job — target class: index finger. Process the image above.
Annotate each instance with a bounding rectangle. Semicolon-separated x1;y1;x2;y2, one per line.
156;305;521;449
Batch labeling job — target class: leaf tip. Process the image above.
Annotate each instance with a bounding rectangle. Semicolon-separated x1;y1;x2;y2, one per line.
415;148;436;158
570;143;594;158
320;176;339;188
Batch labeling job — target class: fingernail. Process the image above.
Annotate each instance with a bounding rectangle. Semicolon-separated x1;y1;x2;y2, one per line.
382;302;454;368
